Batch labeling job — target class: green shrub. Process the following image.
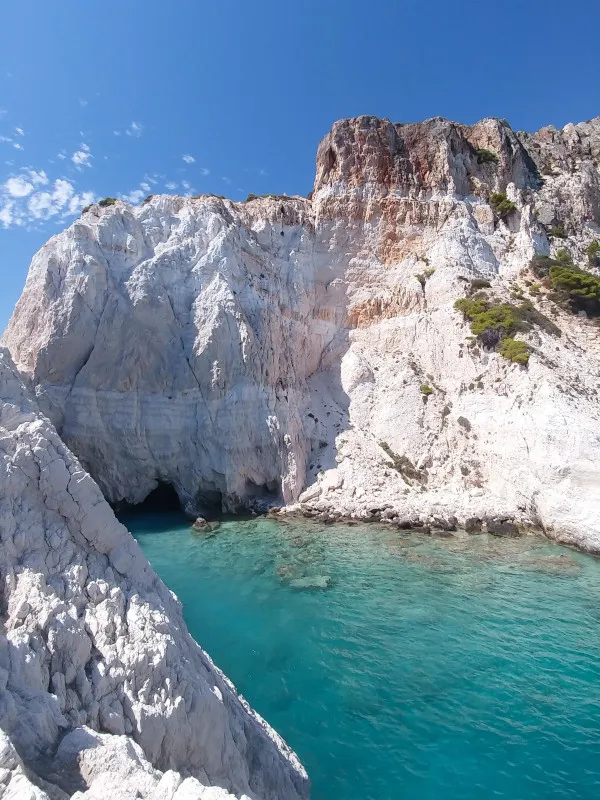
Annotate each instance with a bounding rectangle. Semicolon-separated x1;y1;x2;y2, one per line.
470;278;491;291
420;384;433;396
489;192;517;218
530;254;563;278
475;148;499;165
548;264;600;316
98;197;117;207
415;268;436;288
454;297;523;347
81;205;91;214
555;248;572;264
246;193;259;201
499;338;529;365
529;283;541;295
379;442;424;482
142;194;154;204
587;240;600;267
549;224;567;239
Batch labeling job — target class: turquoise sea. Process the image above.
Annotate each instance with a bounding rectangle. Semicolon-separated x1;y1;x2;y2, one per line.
125;512;600;800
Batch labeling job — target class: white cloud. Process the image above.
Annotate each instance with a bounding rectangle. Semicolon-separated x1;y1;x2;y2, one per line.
13;143;23;150
52;179;75;207
165;181;178;191
57;152;66;160
125;121;143;138
0;202;14;227
0;136;12;143
0;108;7;118
140;182;151;192
173;180;195;197
1;169;96;227
28;170;48;186
199;167;210;176
72;143;92;169
15;127;24;137
113;130;121;136
78;98;88;107
5;176;33;197
68;190;95;215
120;188;145;204
27;178;87;220
182;154;195;164
222;176;232;184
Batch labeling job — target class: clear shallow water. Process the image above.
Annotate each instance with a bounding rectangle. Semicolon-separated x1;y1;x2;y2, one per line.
125;513;600;800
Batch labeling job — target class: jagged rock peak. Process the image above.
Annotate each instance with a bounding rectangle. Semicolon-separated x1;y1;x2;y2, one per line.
313;114;542;196
4;111;600;553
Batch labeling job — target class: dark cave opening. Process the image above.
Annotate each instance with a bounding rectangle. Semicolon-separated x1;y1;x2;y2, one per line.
132;482;183;513
243;478;282;508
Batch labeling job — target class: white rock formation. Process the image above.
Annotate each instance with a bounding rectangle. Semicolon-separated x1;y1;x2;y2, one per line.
4;114;600;550
0;348;308;799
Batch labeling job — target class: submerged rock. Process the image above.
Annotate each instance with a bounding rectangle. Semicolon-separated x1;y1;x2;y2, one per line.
486;518;522;538
192;517;220;534
465;517;483;534
289;575;333;591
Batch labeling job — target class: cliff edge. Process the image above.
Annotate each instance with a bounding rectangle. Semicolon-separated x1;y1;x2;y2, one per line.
4;114;600;550
0;348;308;799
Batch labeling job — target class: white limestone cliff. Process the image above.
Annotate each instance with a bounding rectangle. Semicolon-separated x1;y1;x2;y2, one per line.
0;348;308;799
4;114;600;551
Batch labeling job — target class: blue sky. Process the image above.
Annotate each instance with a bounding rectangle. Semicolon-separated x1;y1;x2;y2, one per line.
1;0;598;330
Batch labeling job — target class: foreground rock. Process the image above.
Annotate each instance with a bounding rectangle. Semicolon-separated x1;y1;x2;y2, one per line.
4;114;600;552
0;349;308;799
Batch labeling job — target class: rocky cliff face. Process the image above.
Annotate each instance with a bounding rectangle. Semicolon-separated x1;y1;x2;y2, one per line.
4;114;600;550
0;348;308;799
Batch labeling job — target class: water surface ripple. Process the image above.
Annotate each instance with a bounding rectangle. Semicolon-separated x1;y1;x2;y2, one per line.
126;513;600;800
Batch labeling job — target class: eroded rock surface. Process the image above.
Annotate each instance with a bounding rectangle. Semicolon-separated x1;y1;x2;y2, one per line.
0;349;308;799
4;114;600;550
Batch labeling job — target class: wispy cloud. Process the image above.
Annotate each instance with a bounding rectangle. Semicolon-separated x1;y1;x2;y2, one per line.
57;151;66;160
125;121;144;138
222;176;232;184
72;143;92;170
4;170;48;198
120;188;145;204
13;143;23;151
182;154;195;164
15;127;24;137
113;130;121;136
199;167;210;176
165;181;178;191
5;176;34;197
78;98;89;107
181;180;195;196
0;168;95;228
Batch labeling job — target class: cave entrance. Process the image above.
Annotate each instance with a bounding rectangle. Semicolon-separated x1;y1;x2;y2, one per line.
243;478;282;509
195;489;224;518
137;482;183;512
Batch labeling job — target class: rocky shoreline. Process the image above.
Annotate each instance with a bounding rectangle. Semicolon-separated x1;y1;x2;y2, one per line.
5;114;600;554
0;347;309;800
